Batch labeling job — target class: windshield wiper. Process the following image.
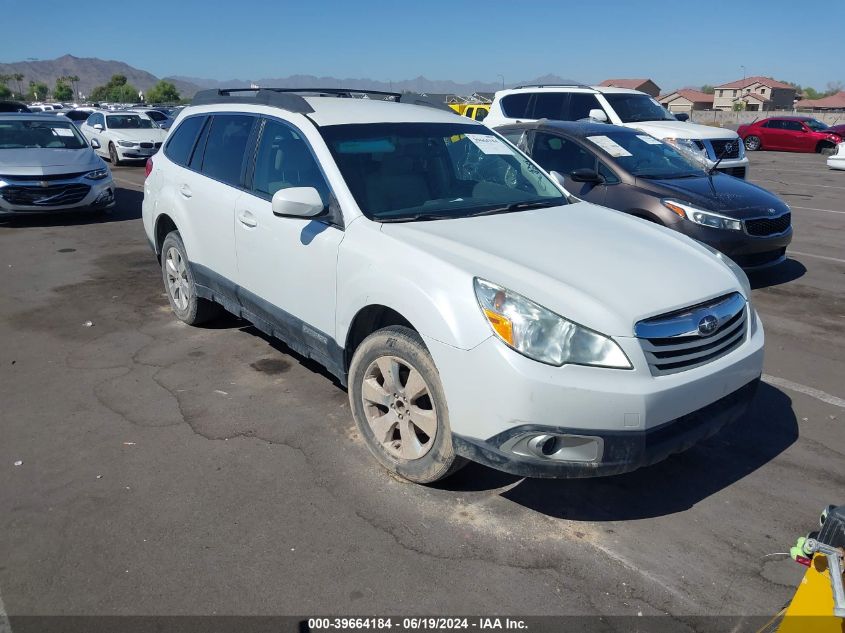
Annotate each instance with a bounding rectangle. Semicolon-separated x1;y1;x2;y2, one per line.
465;200;563;217
377;213;453;223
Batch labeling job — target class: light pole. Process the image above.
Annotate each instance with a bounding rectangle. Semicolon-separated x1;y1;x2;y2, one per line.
497;74;504;89
740;65;746;82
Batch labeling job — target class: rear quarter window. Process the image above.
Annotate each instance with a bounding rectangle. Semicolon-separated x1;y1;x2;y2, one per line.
500;93;532;118
164;115;206;167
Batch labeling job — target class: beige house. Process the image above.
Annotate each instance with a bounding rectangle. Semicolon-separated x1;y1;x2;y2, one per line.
657;89;714;113
712;76;796;111
598;78;661;98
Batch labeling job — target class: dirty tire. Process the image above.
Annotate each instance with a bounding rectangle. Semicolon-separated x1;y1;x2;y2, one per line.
108;143;122;166
160;231;220;326
349;325;465;484
744;135;761;151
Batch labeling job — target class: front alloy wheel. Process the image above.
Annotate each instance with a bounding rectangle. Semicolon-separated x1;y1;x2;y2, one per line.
744;136;761;151
361;356;437;460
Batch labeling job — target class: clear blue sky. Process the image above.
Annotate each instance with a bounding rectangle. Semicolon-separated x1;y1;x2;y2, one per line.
2;0;842;91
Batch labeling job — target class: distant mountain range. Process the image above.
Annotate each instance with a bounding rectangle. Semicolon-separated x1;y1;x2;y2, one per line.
0;54;581;100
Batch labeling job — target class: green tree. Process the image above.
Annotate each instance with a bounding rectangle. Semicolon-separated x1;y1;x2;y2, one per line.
89;74;140;103
802;86;822;100
27;80;50;101
54;78;73;101
0;84;11;99
700;84;715;94
146;80;180;104
732;101;746;112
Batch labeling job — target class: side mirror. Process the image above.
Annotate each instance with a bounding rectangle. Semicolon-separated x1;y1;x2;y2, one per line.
93;123;104;131
674;113;690;122
271;187;325;218
570;168;604;184
588;109;608;123
90;138;101;149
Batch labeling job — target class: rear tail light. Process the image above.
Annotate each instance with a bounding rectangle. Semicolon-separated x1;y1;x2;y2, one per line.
145;157;153;179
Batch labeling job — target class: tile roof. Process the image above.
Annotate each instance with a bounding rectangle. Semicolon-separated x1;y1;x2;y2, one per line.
659;89;714;104
599;78;652;89
716;76;795;90
795;91;845;109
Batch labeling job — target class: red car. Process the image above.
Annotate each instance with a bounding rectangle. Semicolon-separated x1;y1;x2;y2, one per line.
738;117;842;154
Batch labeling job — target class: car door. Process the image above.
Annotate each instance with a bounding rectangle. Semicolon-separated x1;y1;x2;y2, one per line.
233;116;344;364
777;119;805;151
83;113;106;157
761;119;789;150
177;113;255;286
530;131;607;204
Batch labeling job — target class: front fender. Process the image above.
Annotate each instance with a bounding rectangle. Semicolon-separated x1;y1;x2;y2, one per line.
335;221;491;351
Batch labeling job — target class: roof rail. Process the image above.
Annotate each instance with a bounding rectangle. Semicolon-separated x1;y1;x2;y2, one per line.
191;87;453;114
192;88;315;113
512;83;593;90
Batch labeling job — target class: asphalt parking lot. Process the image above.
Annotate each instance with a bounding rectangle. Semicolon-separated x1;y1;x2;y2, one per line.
1;151;843;626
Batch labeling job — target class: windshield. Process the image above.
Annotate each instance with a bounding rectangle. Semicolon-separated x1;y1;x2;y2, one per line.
804;119;829;132
603;93;677;123
106;114;156;129
585;132;705;179
320;122;565;221
0;119;88;149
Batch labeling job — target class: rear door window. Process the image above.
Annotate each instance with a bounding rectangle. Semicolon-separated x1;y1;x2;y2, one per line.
164;115;206;167
199;114;256;186
532;132;596;175
569;93;605;120
531;93;568;119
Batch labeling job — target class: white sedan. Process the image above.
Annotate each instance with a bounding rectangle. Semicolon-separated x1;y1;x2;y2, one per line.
828;142;845;170
79;111;167;165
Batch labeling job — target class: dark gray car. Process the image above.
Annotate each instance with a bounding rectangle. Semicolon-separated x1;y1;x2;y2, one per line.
498;121;792;269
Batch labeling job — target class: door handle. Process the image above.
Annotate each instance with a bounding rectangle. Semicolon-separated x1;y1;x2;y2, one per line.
179;184;192;198
238;211;258;228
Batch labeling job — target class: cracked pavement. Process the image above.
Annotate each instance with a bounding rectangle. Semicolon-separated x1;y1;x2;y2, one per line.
1;153;843;627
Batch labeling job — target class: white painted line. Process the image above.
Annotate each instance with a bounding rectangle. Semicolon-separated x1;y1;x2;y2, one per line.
791;205;845;215
755;178;845;190
787;250;845;265
763;374;845;409
0;584;12;633
751;166;832;175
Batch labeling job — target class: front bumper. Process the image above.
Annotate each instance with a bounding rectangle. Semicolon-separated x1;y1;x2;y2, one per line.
0;175;115;215
666;217;792;269
828;145;845;170
115;145;159;160
424;310;764;478
453;378;759;478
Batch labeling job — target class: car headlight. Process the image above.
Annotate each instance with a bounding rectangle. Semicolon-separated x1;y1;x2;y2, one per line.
85;168;110;180
116;140;138;148
662;199;742;231
736;138;746;158
473;278;632;369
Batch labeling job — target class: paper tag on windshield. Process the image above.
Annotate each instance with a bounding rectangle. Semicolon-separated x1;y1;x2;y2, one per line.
53;128;74;137
466;133;512;155
587;135;632;157
636;134;662;145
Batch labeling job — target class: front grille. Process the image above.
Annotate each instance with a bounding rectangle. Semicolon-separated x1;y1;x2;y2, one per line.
154;142;162;149
710;139;741;159
0;171;88;182
1;183;90;206
636;293;747;376
717;166;747;178
745;213;791;236
139;142;154;149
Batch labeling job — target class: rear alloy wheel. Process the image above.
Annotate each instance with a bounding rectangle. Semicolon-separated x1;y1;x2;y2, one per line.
349;326;464;483
160;231;220;326
744;135;761;151
108;142;122;166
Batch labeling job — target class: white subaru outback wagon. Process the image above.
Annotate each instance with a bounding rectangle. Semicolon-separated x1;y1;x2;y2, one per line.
142;88;764;484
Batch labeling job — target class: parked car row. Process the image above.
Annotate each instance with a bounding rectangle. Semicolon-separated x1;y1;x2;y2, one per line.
140;88;766;484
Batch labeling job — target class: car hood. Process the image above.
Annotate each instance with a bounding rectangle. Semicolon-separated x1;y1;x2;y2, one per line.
623;119;739;141
0;147;103;176
640;173;790;218
380;202;744;337
108;128;167;143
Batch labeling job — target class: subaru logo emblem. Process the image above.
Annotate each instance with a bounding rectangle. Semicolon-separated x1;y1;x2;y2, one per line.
698;315;719;336
40;180;50;188
767;208;777;215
